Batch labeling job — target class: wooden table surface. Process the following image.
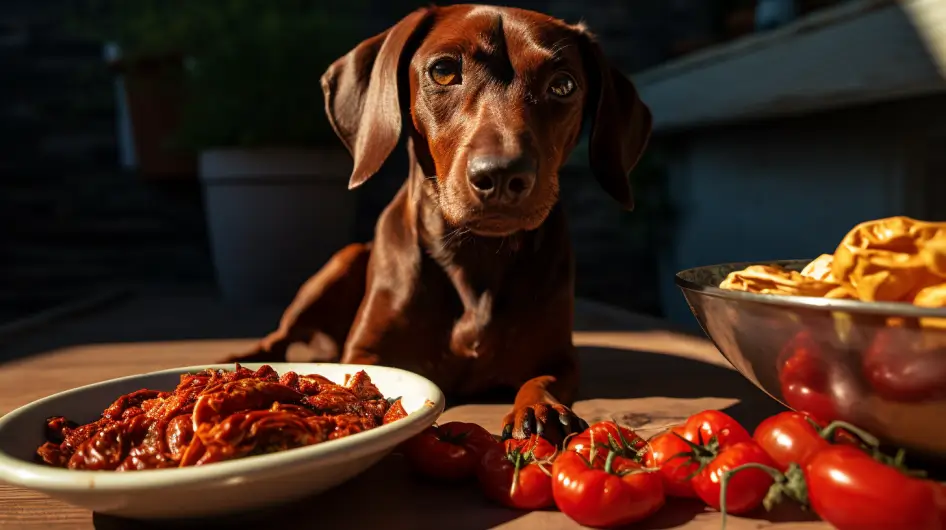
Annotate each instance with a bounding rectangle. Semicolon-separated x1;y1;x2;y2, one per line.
0;302;829;530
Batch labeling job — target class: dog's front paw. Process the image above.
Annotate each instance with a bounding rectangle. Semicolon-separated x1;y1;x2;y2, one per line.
501;403;588;447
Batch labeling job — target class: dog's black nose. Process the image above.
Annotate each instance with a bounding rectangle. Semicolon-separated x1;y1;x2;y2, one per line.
467;155;536;205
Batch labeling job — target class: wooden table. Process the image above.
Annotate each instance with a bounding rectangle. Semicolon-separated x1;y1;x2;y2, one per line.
0;297;828;529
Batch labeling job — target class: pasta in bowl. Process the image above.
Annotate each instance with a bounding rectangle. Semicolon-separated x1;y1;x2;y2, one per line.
677;216;946;458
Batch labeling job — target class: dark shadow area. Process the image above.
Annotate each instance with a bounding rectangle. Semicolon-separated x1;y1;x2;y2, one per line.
0;293;285;365
572;298;706;335
574;345;786;431
0;294;709;367
91;454;522;530
578;345;749;400
639;498;819;529
91;490;818;530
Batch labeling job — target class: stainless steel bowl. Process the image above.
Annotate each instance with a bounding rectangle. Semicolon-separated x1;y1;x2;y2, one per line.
677;260;946;457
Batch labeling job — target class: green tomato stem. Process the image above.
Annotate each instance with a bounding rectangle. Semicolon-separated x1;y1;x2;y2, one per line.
671;431;715;458
719;462;786;530
671;431;720;481
820;420;879;447
604;449;617;475
509;451;523;498
817;420;927;478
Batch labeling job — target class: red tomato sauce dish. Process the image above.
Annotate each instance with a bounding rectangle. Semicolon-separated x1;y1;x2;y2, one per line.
35;364;410;471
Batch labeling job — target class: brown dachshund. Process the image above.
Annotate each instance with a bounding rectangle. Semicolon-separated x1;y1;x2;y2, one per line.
224;4;652;445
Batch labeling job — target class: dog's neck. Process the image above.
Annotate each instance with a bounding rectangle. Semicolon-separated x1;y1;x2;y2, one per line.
402;139;560;301
400;140;567;360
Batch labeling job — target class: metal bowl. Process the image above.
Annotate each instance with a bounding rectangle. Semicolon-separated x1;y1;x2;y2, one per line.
677;260;946;457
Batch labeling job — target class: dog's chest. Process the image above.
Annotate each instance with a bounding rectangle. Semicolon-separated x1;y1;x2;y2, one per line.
433;257;567;367
443;289;546;369
448;291;494;360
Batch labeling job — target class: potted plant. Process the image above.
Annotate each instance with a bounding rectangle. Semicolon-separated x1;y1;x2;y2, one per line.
176;1;368;304
70;0;198;178
755;0;797;31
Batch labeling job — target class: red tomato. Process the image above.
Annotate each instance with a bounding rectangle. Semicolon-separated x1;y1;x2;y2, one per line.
477;435;556;510
566;421;645;463
777;331;839;423
778;331;824;382
934;482;946;527
780;382;839;425
691;441;777;515
752;411;830;472
682;410;751;447
863;327;946;403
642;426;699;498
805;445;942;530
643;410;753;501
401;421;498;481
552;450;665;529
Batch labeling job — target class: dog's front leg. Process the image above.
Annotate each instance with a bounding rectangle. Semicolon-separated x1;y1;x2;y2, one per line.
500;352;588;446
221;242;372;364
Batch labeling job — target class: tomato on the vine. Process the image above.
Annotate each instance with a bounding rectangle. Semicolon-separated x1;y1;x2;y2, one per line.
781;381;838;426
777;331;839;423
805;445;943;530
401;421;498;481
863;327;946;403
642;410;750;500
753;411;831;472
933;482;946;527
477;435;556;510
642;426;699;498
690;440;777;515
552;450;665;529
682;410;751;447
566;421;645;464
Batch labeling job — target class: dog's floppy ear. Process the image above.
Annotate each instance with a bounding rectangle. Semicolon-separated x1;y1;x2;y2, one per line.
321;8;434;189
577;29;652;210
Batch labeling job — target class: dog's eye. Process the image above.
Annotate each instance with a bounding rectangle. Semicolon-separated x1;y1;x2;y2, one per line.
430;59;460;86
548;73;576;98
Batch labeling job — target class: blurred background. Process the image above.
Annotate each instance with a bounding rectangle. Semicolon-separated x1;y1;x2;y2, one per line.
1;0;944;347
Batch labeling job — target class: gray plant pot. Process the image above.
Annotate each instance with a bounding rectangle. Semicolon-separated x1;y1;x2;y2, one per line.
199;148;356;305
756;0;797;31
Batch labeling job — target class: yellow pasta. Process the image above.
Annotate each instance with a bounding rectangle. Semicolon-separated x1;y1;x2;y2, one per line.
719;216;946;309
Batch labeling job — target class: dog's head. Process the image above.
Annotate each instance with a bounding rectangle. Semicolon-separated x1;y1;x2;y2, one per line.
322;5;651;237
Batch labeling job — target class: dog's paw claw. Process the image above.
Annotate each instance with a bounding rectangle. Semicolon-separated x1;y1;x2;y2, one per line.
501;403;587;447
500;423;514;441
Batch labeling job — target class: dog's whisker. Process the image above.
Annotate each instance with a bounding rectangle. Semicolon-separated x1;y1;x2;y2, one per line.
441;229;460;248
438;225;473;252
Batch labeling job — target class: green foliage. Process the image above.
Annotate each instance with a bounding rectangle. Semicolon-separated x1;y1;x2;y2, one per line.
71;0;370;150
177;0;368;150
68;0;200;62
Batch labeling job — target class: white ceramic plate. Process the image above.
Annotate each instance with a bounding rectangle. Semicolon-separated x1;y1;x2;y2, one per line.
0;363;445;519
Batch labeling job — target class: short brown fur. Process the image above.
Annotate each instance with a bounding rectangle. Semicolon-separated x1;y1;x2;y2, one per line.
224;4;652;444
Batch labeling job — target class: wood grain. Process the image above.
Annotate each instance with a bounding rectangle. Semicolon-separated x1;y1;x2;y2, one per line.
0;330;831;529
